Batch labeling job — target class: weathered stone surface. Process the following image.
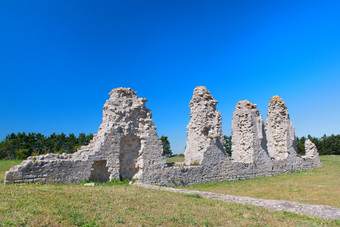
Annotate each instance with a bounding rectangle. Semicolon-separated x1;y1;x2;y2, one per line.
4;87;322;187
303;139;320;159
265;96;298;160
184;86;226;165
231;100;270;164
142;91;322;187
5;87;165;184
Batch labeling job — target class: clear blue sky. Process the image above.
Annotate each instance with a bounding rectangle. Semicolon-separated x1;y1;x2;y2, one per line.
1;0;339;154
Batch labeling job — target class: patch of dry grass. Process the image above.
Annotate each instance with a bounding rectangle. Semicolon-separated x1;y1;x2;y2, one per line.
183;155;340;208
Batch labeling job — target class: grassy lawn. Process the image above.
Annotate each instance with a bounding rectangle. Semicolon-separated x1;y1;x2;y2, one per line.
0;183;339;226
0;156;339;226
182;155;340;208
0;159;22;181
166;154;184;163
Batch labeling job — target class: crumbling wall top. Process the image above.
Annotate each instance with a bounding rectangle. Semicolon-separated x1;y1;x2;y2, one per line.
189;86;218;108
268;95;289;119
109;87;137;97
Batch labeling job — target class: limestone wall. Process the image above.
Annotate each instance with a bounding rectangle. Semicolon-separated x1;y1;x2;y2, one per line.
231;100;270;165
4;87;322;186
265;96;298;160
5;88;165;184
4;153;92;184
184;86;226;165
143;153;322;186
144;93;321;186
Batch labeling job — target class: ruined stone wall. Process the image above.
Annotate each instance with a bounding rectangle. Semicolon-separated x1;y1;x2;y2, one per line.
184;86;226;165
143;153;322;186
231;100;270;165
4;154;92;184
4;87;322;186
5;88;165;184
265;96;298;160
143;93;322;186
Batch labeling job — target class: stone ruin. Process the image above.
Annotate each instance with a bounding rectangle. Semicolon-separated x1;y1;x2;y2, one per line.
5;88;165;184
265;96;298;160
5;87;322;185
184;86;226;166
231;100;270;164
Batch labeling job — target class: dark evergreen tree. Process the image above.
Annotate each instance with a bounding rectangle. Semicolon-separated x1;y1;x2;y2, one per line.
35;133;46;154
296;136;306;155
224;135;232;156
0;132;94;159
78;133;87;145
85;133;93;144
160;135;172;157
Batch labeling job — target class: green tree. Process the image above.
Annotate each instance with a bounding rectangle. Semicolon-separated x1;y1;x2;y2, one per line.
0;140;10;159
160;135;172;157
46;133;57;153
224;135;232;156
35;133;46;154
65;133;77;153
78;133;87;145
85;133;93;144
0;132;94;159
296;136;306;155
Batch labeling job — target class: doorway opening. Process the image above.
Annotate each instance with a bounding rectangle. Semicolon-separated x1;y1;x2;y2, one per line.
119;135;141;179
89;160;110;183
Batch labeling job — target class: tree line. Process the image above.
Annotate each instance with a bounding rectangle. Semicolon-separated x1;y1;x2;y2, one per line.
0;132;93;159
296;134;340;156
0;132;338;160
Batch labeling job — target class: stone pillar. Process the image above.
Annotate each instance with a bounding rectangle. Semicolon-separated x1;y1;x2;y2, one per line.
265;96;298;160
184;86;226;165
303;139;319;159
231;100;270;164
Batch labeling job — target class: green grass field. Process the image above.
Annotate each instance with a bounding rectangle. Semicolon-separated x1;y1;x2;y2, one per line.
166;154;184;163
0;156;339;226
182;155;340;208
0;159;22;181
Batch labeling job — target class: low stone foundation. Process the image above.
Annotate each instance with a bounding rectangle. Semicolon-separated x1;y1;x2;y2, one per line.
143;155;321;186
5;154;92;184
